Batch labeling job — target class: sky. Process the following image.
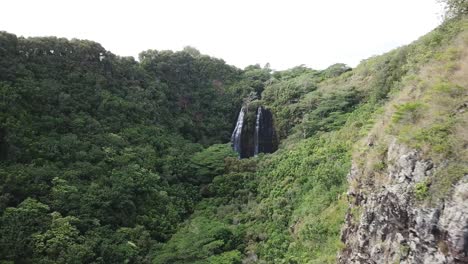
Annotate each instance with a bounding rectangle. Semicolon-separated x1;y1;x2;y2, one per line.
1;0;444;70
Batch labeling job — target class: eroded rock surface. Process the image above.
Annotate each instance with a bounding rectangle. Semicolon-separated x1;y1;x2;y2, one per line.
339;138;468;264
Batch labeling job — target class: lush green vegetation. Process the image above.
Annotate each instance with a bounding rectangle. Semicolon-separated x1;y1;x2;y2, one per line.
1;15;466;264
353;16;468;205
150;16;467;264
0;33;250;263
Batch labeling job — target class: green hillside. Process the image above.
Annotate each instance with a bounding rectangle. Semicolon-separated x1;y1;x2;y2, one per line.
151;16;468;263
0;10;466;264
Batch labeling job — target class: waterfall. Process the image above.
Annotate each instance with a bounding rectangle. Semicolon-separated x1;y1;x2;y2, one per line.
254;106;262;156
231;105;278;158
231;106;245;155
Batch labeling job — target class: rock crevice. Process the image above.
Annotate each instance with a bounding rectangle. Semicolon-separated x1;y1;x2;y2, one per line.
339;138;468;264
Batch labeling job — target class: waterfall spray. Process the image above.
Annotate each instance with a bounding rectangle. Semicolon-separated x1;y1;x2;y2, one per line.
254;106;262;156
231;106;246;156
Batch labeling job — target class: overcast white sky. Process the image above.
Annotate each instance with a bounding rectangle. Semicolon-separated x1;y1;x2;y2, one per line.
1;0;444;70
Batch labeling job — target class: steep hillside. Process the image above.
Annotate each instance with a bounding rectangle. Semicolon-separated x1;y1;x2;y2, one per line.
0;13;466;264
0;33;253;263
340;17;468;263
151;17;467;264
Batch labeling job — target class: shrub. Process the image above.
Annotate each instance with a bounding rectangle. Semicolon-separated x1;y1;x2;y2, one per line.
429;163;468;203
433;81;465;97
413;120;455;155
440;0;468;18
392;102;424;124
414;180;430;200
187;144;237;184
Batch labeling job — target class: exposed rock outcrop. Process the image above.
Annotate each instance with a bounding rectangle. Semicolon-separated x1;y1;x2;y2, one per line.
253;106;277;156
339;138;468;264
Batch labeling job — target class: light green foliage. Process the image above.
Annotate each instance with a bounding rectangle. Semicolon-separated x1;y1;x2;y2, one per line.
414;180;430;200
153;217;243;264
32;212;91;264
405;17;467;67
390;45;467;161
349;206;364;225
398;244;410;262
392;102;425;124
412;120;455;155
432;80;465;97
0;199;51;262
206;250;242;264
393;82;466;162
428;163;468;203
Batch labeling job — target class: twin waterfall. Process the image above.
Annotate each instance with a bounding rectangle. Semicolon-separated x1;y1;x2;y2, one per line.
231;106;278;158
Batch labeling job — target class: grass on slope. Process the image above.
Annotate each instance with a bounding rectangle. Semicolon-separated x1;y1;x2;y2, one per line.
152;16;468;264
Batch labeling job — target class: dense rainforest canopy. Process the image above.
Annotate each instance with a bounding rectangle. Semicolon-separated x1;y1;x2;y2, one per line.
0;11;467;264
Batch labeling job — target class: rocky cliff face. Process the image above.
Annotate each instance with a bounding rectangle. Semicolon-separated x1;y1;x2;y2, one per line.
339;138;468;263
253;106;277;156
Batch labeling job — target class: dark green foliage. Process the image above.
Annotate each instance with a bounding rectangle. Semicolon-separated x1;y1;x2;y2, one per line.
0;31;374;263
367;47;410;102
152;158;257;263
153;104;376;263
2;16;465;264
139;48;244;144
322;63;352;78
186;144;237;184
0;32;248;263
0;198;51;262
32;212;91;264
241;64;272;96
209;171;258;205
262;64;354;138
